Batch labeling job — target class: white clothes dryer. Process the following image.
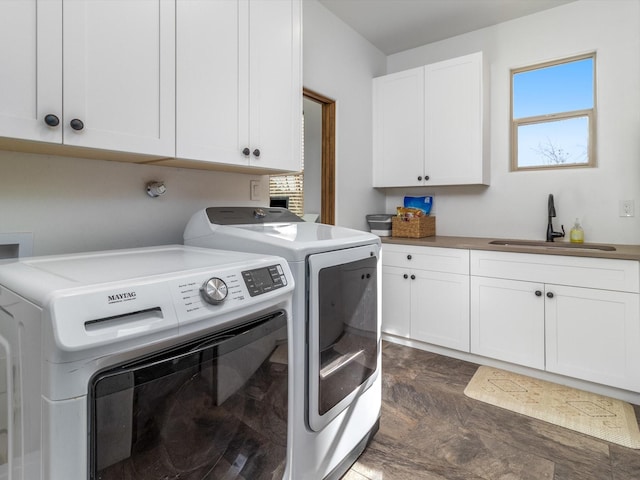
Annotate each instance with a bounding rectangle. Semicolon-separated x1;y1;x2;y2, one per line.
0;245;294;480
184;207;381;480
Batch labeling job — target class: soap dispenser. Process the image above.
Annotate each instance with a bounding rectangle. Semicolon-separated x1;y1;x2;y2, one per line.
570;218;584;243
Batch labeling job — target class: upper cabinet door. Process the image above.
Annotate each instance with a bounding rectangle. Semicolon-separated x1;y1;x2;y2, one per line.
0;0;62;143
372;67;425;188
425;52;487;186
63;0;175;156
248;0;302;172
176;0;244;166
176;0;302;173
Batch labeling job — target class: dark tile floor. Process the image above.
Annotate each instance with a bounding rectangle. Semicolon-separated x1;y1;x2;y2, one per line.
344;342;640;480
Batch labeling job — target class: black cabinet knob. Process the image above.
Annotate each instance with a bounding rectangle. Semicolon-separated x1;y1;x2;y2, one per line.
44;114;60;127
70;118;84;131
242;147;250;156
546;292;554;298
410;274;416;280
425;175;430;181
407;254;412;260
417;176;422;181
253;149;261;158
535;290;542;297
403;274;408;279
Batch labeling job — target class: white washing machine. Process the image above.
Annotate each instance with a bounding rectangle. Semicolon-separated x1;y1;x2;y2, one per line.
0;245;294;480
184;207;381;480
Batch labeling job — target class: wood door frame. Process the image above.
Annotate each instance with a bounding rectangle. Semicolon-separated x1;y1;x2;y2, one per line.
303;88;335;225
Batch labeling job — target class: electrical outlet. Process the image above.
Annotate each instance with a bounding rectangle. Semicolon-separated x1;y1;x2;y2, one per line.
619;199;635;217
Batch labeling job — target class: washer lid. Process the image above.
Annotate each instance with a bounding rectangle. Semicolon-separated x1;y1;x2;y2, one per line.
0;245;271;305
187;221;380;263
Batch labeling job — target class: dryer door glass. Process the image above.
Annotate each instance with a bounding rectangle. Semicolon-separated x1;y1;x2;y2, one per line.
88;312;288;480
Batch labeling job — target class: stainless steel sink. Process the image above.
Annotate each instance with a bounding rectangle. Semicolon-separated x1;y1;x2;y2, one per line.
488;239;616;251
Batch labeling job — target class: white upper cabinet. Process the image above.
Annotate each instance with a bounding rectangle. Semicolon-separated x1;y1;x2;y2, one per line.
372;67;425;187
0;0;176;157
175;0;302;173
175;0;241;165
63;0;175;156
425;54;487;185
373;52;489;187
0;0;62;144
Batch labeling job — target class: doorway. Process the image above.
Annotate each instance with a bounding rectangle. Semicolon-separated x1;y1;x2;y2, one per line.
303;88;336;225
270;89;336;225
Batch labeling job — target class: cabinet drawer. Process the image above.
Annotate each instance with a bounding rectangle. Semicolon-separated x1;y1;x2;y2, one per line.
382;244;469;274
470;250;639;293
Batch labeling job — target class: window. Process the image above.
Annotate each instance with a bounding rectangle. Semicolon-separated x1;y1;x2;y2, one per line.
511;53;596;170
269;174;304;215
269;111;304;216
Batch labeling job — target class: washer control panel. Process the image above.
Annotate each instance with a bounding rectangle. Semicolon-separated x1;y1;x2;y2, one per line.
242;264;288;297
170;261;292;324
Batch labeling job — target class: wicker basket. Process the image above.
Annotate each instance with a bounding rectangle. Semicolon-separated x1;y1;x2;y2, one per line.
391;216;436;238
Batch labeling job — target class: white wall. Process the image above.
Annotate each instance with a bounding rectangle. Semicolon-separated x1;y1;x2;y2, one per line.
384;0;640;244
0;151;269;255
303;0;387;230
303;97;322;215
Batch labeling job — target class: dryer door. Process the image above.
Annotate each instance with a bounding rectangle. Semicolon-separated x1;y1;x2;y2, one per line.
307;244;380;432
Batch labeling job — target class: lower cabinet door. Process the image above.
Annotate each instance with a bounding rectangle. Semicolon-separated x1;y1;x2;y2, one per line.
381;266;411;338
545;284;640;391
411;270;470;351
470;276;545;369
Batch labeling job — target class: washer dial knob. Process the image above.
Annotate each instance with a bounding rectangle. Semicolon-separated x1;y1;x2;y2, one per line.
200;277;228;305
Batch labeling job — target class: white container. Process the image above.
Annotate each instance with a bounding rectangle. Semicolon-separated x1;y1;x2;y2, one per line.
366;214;393;236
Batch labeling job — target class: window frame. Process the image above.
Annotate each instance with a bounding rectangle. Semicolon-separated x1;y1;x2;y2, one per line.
510;52;597;172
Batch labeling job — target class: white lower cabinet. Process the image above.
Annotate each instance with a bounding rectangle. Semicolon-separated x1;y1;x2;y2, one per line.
382;245;640;393
471;250;640;392
411;269;470;351
381;265;412;338
545;284;640;392
382;244;470;352
470;276;545;369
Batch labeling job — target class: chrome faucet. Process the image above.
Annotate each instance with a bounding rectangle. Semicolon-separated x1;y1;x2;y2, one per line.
546;194;565;242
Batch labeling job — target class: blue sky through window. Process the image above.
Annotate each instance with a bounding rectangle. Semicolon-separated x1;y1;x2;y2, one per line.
513;56;594;168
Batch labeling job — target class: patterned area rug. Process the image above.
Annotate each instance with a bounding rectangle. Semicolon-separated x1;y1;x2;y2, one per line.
464;366;640;449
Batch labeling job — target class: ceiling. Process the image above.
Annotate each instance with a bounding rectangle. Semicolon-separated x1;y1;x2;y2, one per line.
317;0;577;55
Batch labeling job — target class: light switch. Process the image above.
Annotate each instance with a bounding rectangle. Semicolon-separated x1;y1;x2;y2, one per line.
250;180;261;201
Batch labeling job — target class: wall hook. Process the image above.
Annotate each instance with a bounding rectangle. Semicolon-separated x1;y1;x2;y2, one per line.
146;181;167;198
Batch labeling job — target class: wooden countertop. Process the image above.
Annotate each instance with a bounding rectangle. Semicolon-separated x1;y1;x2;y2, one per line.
381;235;640;261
